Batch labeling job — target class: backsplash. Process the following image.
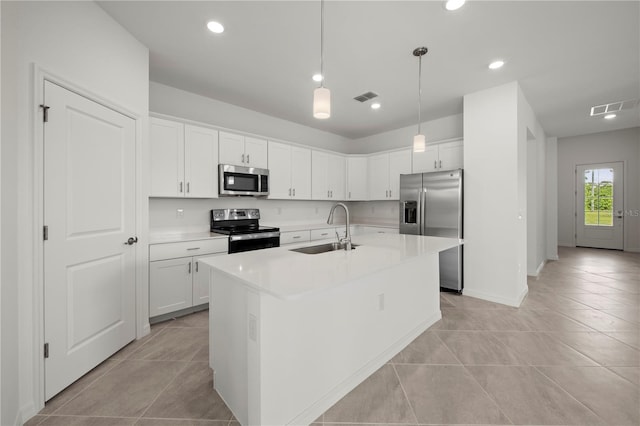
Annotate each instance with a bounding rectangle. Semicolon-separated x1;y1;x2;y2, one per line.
149;198;399;234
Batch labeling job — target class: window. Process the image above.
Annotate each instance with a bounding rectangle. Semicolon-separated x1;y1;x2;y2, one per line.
584;168;614;226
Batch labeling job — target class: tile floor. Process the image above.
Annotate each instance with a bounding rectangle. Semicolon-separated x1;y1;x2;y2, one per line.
28;247;639;426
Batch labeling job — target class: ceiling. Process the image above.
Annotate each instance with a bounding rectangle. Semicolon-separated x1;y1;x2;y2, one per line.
98;1;640;140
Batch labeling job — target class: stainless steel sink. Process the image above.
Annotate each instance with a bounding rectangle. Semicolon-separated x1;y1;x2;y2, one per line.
290;242;358;255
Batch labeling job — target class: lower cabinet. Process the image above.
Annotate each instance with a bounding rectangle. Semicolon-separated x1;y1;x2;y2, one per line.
149;239;227;318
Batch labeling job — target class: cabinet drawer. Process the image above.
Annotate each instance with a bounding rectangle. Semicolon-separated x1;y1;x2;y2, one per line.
363;226;399;235
150;238;228;261
280;230;311;245
310;228;336;241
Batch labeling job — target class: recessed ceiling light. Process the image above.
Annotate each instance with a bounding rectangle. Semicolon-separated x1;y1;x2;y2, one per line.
207;21;224;34
371;103;381;110
445;0;466;11
604;113;617;120
312;74;323;82
488;60;505;70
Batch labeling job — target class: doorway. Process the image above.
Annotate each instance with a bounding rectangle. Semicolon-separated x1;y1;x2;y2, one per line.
575;162;624;250
43;80;137;399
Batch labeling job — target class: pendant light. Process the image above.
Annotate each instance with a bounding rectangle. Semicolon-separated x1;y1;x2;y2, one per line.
313;0;330;119
412;47;428;152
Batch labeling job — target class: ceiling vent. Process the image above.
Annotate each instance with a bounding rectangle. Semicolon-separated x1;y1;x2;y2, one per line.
590;99;638;116
353;91;378;103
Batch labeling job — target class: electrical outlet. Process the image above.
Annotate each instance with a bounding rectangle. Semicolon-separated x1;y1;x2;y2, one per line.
176;209;184;218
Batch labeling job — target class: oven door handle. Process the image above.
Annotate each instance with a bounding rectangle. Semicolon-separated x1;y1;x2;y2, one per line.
229;232;280;242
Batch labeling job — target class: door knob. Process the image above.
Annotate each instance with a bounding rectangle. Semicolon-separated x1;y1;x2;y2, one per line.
124;237;138;245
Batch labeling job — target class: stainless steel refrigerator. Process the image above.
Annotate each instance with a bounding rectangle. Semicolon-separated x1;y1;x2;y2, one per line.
399;169;463;292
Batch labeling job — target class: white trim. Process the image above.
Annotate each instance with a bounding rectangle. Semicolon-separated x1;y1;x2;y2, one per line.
31;65;148;414
463;286;529;308
287;312;441;426
528;259;546;277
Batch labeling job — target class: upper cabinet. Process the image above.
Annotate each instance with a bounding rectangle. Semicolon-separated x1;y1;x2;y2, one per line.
219;131;268;169
368;149;412;200
150;117;218;198
312;151;346;200
346;156;368;201
268;141;311;199
412;139;463;173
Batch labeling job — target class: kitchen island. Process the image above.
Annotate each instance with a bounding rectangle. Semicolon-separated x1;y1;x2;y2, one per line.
201;233;461;426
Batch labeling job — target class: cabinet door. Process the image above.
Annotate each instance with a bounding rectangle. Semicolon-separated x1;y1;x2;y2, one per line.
367;153;389;200
412;144;439;173
184;125;218;198
244;136;268;169
311;150;329;200
328;153;346;200
219;131;245;166
149;257;193;317
291;146;312;199
267;141;292;199
193;254;224;306
150;118;184;197
438;140;464;171
388;149;412;200
347;156;368;200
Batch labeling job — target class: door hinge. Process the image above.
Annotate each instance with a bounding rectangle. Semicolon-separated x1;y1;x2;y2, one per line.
40;104;50;123
43;226;48;241
44;343;49;358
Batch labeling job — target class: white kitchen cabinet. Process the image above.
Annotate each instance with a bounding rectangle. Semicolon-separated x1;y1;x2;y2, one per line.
149;238;227;318
412;139;463;173
310;227;335;241
368;149;412;200
280;230;311;245
268;141;311;199
150;117;219;198
219;131;268;168
312;150;346;200
346;156;368;201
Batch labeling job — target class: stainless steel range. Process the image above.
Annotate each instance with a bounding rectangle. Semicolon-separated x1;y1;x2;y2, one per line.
210;209;280;254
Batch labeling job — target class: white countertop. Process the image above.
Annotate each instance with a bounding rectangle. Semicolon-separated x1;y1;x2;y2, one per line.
200;233;461;300
149;222;398;244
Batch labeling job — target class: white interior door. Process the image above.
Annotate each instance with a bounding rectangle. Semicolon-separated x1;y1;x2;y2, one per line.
44;81;136;400
576;162;624;250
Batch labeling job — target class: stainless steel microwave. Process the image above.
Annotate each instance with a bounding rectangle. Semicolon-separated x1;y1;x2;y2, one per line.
218;164;269;196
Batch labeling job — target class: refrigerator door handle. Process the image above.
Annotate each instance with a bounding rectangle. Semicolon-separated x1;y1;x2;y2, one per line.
419;188;426;235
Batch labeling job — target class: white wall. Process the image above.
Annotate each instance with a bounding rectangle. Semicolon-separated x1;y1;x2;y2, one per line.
1;1;149;423
150;82;351;153
348;114;463;154
463;82;536;307
546;137;559;260
526;121;549;276
557;127;640;251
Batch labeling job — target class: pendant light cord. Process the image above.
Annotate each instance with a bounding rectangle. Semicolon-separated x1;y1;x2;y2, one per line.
417;53;422;135
320;0;325;88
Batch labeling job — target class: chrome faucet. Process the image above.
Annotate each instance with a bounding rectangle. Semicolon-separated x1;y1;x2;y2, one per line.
327;202;352;250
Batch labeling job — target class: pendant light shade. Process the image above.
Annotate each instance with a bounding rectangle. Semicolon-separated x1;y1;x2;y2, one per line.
413;134;426;153
412;47;428;152
313;0;330;119
313;87;331;119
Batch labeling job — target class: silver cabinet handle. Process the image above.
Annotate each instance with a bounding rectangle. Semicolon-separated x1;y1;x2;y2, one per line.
327;190;330;198
349;191;351;199
186;247;200;251
179;182;183;193
439;160;442;168
246;154;250;163
293;188;295;196
195;261;199;273
188;262;191;274
293;235;301;239
434;160;437;169
389;189;392;198
321;232;329;236
242;153;245;163
186;182;190;193
330;190;333;197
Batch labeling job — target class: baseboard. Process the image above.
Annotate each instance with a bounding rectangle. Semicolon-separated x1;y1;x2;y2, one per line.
547;254;559;261
18;401;36;426
534;260;546;276
288;311;442;426
463;287;528;308
625;247;640;253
